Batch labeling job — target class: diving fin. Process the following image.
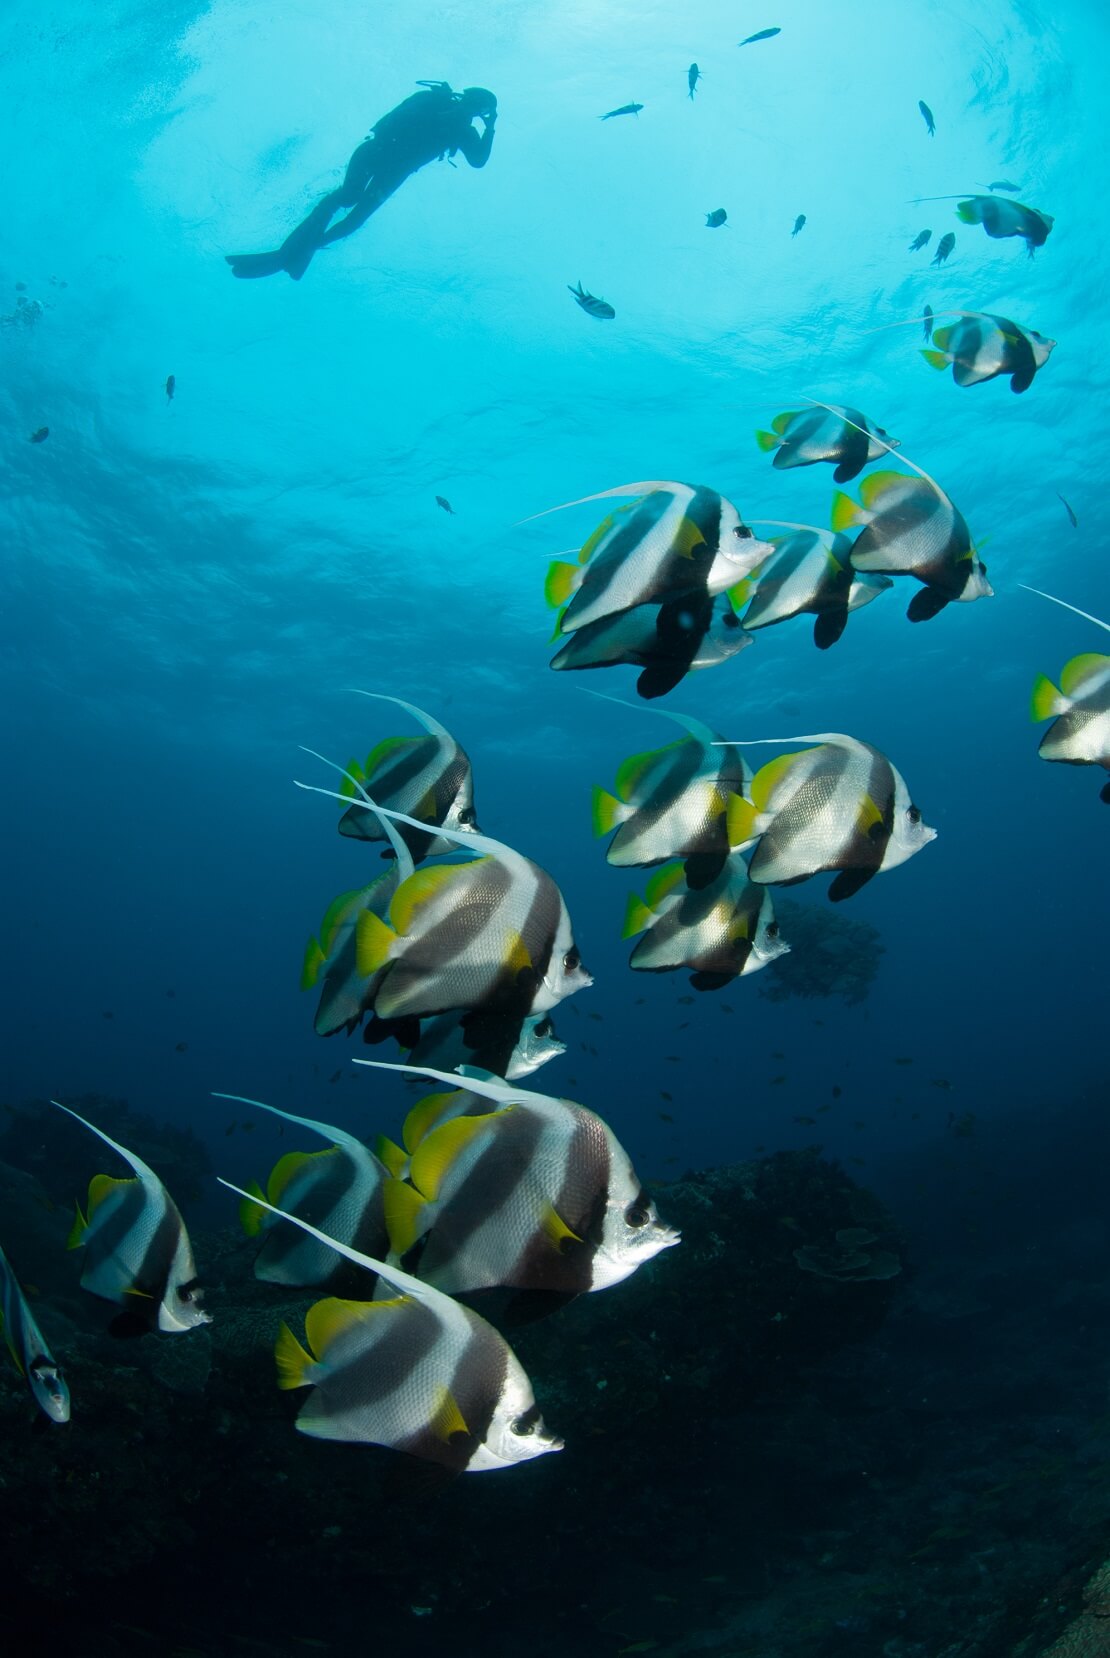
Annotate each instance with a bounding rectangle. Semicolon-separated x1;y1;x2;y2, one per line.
225;250;289;280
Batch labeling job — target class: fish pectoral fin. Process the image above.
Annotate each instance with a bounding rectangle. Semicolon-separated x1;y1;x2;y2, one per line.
622;892;654;939
301;935;327;990
87;1173;138;1218
124;1286;155;1299
383;1176;431;1255
66;1201;89;1251
1030;673;1069;721
429;1385;471;1445
592;786;631;837
539;1203;583;1250
275;1320;317;1390
855;793;885;838
239;1179;269;1237
409;1111;502;1201
355;908;400;977
674;515;707;558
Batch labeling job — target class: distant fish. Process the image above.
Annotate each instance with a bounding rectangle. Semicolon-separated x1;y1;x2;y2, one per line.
688;63;701;99
738;27;781;46
987;180;1022;193
549;586;754;701
956;194;1053;255
1057;492;1078;528
932;232;955;265
909;229;931;252
791;214;806;236
834;464;992;622
335;693;478;861
623;857;788;988
705;208;728;228
918;100;935;136
175;1041;188;1052
29;427;48;443
435;495;454;514
165;374;175;401
568;280;615;320
738;526;891;649
1025;587;1110;802
922;303;934;340
600;103;643;120
922;311;1055;394
755;402;898;484
0;1236;70;1423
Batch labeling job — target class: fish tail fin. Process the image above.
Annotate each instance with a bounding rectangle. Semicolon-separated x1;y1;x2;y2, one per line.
591;786;630;837
920;350;950;371
1030;673;1069;722
955;200;981;223
544;560;583;609
372;1136;408;1178
622;892;654;940
300;936;327;991
355;909;398;978
275;1322;317;1390
383;1177;431;1256
238;1180;269;1238
66;1201;88;1251
726;794;760;848
754;429;782;453
830;490;867;532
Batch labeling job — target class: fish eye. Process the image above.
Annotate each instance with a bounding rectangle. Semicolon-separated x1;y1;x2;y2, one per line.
177;1276;201;1304
534;1017;553;1037
721;611;741;630
625;1200;651;1229
563;947;581;972
733;524;754;539
766;922;779;938
907;805;922;825
511;1405;540;1437
458;807;476;825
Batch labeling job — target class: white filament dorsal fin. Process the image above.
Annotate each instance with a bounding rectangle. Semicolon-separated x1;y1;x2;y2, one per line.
50;1100;160;1190
210;1093;382;1163
296;768;529;875
711;731;859;748
299;748;415;881
579;687;720;749
796;395;943;496
1019;586;1110;634
515;481;675;527
353;1058;557;1112
859;310;980;335
347;691;453;744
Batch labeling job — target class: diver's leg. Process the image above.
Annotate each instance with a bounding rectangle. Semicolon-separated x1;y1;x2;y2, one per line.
226;189;345;281
319;175;405;245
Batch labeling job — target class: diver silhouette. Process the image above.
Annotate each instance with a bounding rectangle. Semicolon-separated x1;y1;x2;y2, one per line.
226;81;498;281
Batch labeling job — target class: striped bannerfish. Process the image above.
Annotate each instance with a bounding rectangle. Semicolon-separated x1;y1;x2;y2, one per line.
1024;588;1110;803
336;694;478;861
544;482;772;635
405;1008;566;1080
739;526;891;649
358;1064;680;1303
954;195;1053;254
722;733;936;902
550;588;754;699
833;467;992;622
755;404;898;484
54;1102;210;1335
591;701;750;890
217;1095;392;1289
568;280;615;319
922;311;1056;393
217;1178;562;1472
622;856;789;989
0;1237;70;1422
302;804;416;1037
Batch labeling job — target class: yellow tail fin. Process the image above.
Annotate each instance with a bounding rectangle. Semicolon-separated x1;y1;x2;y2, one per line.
275;1322;316;1391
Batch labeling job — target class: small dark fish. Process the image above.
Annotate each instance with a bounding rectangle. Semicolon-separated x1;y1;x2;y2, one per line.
665;1055;680;1062
329;1069;342;1084
435;495;454;515
1057;492;1078;528
600;103;643;120
102;1010;113;1020
909;229;931;252
932;232;955;264
677;1021;689;1030
894;1056;912;1065
738;27;781;46
932;1078;953;1090
568;281;615;320
660;1091;673;1102
29;427;48;443
832;1085;842;1098
791;214;806;236
687;63;700;99
175;1041;188;1053
241;1120;255;1132
659;1112;674;1123
817;1104;830;1113
988;180;1022;193
922;303;934;340
792;1116;816;1126
772;1051;785;1058
705;208;728;228
588;1012;603;1022
165;374;175;401
225;1121;237;1136
677;996;694;1005
770;1075;787;1085
720;1002;733;1013
166;989;175;998
918;100;935;136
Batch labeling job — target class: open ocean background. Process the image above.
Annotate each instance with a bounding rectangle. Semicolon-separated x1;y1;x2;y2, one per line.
1;2;1106;1654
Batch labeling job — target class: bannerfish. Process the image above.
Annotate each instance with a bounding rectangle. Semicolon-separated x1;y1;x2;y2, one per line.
922;311;1055;393
623;858;789;988
591;700;751;889
336;693;478;861
1024;588;1110;802
55;1101;210;1335
165;374;175;401
688;63;701;98
833;465;992;622
600;103;643;120
706;209;728;228
922;303;934;340
755;403;899;485
550;589;754;700
435;495;454;514
359;1063;679;1301
0;1236;70;1422
955;195;1053;254
1057;493;1078;529
30;427;48;443
738;28;781;46
543;482;772;635
738;527;891;649
932;232;955;265
909;230;931;252
791;214;806;236
723;734;936;901
217;1180;562;1472
405;1009;566;1081
320;805;592;1024
568;281;616;320
918;100;935;135
219;1095;392;1289
303;804;416;1036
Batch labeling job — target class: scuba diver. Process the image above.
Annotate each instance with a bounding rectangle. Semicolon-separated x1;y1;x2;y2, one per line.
226;81;498;281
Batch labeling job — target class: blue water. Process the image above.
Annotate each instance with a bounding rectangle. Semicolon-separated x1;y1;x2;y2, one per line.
2;1;1107;1651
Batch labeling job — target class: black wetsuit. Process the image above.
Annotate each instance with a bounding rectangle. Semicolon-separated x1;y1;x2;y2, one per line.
227;86;497;280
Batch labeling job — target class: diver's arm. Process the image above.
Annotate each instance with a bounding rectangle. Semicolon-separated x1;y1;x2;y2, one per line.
457;115;496;169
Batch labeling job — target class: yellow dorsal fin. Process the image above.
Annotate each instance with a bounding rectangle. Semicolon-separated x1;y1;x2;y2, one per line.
615;740;679;801
338;758;365;801
578;510;618;563
300;936;326;991
355;909;398;978
539;1203;583;1249
363;734;418;780
66;1202;88;1251
266;1147;340;1208
305;1296;405;1360
238;1179;269;1237
771;411;794;435
858;469;908;509
726;576;757;612
383;1177;430;1255
1060;652;1109;696
429;1384;471;1444
544;560;583;609
932;324;953;351
372;1136;408;1178
751;750;809;813
622;892;653;940
275;1321;316;1390
644;862;685;908
409;1112;502;1201
403;1090;467;1154
318;887;369;953
87;1173;137;1218
390;862;473;937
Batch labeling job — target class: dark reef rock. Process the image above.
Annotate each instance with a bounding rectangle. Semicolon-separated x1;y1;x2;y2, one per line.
758;898;884;1004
